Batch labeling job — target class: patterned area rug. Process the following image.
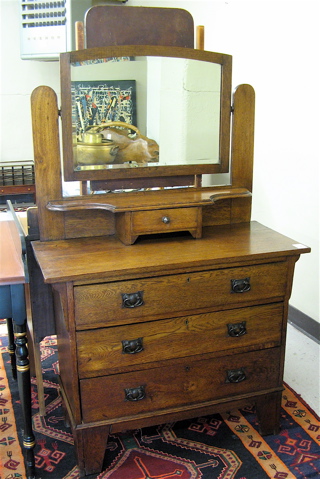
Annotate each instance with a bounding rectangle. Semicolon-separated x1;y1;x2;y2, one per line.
0;322;319;479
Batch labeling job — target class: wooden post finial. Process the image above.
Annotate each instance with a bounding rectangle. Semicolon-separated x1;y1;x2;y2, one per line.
196;25;205;50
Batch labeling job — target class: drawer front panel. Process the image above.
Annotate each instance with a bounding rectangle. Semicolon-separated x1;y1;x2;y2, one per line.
80;347;281;423
74;262;288;329
131;207;201;235
77;303;284;378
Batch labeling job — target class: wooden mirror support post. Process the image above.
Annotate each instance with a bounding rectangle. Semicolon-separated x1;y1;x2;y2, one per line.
29;6;310;477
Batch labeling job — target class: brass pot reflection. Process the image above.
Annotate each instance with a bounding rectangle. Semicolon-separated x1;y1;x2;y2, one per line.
75;143;119;165
75;132;119;165
82;132;104;144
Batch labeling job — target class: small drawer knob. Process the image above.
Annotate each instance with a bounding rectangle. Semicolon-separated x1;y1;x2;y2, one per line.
162;216;171;224
124;385;146;401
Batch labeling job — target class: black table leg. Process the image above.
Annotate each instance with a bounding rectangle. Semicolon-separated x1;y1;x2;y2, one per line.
14;322;36;479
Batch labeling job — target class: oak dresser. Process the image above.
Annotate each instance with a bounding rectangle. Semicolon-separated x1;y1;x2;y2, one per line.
28;7;311;476
32;221;310;475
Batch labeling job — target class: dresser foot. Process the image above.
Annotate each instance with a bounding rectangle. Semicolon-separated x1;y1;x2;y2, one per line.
74;424;111;476
255;390;282;436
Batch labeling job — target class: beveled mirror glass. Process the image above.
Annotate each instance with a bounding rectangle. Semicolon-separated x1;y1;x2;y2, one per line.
61;45;232;183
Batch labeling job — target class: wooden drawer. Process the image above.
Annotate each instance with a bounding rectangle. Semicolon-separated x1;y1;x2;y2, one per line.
77;303;284;378
131;207;201;235
74;261;288;329
80;347;281;423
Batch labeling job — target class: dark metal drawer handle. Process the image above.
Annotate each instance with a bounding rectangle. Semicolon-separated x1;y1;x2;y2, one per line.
227;321;247;337
122;291;144;308
124;385;146;401
231;277;251;293
122;337;144;354
162;216;171;224
226;368;247;383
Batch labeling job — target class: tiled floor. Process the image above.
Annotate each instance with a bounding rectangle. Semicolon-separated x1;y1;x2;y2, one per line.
284;323;320;417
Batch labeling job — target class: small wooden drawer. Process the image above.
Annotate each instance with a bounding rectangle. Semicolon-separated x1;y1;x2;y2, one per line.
116;207;202;245
74;261;288;329
131;207;202;236
77;303;284;378
79;347;281;423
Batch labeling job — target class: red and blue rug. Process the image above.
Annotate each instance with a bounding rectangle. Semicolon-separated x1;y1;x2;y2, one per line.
0;323;319;479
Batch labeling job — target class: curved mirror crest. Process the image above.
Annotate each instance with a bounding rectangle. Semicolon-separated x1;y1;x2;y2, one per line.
61;46;232;182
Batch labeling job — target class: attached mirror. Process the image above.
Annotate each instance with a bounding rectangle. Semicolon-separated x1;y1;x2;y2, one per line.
61;45;232;183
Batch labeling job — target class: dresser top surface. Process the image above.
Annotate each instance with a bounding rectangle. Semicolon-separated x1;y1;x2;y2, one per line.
32;221;310;284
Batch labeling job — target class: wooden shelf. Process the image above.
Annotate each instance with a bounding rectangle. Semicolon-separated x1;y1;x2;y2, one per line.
47;187;251;244
47;187;251;213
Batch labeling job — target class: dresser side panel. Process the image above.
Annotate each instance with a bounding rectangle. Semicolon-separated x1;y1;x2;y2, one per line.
53;283;82;424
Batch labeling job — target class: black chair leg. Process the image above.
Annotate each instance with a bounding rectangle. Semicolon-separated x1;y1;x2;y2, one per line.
14;322;36;479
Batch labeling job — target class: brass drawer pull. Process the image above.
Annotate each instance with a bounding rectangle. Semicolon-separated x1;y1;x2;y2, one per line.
227;321;247;337
122;291;144;308
122;337;144;354
226;368;247;383
231;277;251;293
162;216;171;224
124;385;146;401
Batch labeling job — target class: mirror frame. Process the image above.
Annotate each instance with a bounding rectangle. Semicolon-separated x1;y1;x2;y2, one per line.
60;45;232;182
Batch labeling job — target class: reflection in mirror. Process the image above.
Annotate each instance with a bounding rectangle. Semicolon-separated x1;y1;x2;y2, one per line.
61;46;232;183
70;56;221;171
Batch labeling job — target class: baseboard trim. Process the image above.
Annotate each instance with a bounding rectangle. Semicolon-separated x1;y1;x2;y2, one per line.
288;305;320;344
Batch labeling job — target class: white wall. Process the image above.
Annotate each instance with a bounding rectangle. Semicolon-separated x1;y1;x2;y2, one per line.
0;0;60;162
1;0;319;324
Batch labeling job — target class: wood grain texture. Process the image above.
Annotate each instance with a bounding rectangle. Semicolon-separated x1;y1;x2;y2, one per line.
73;425;110;476
64;209;115;239
89;175;196;191
47;187;250;212
196;25;205;50
109;389;283;434
44;220;310;474
85;5;194;49
26;237;55;341
231;84;255;191
132;207;201;234
80;347;282;423
75;21;84;50
32;222;310;285
74;261;288;329
76;303;284;378
256;390;283;435
52;283;82;424
31;86;64;241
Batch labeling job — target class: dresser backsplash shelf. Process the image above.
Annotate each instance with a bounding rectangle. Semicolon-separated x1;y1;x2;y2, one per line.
47;187;251;244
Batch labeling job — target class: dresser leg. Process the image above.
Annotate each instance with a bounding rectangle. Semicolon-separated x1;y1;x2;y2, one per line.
74;424;111;476
255;390;282;436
